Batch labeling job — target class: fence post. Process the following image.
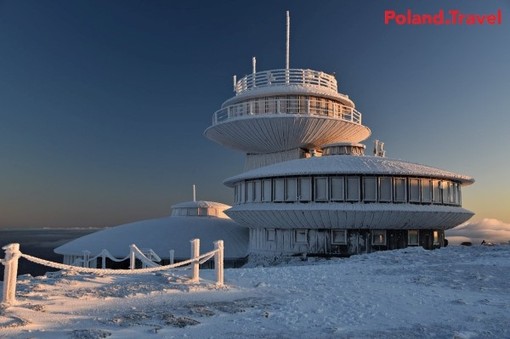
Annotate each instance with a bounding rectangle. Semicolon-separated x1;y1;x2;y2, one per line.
2;243;21;305
214;240;224;287
169;249;175;265
129;244;136;270
190;239;200;283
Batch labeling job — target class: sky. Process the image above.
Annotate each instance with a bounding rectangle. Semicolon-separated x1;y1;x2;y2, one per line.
0;0;509;229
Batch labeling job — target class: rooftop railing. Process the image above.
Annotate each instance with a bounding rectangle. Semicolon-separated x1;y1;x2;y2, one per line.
212;97;362;126
235;69;340;95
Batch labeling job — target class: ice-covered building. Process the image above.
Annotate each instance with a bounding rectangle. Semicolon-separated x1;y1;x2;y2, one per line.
204;12;474;256
54;200;249;267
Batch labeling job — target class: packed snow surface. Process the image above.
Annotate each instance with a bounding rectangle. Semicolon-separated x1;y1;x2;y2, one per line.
1;246;509;338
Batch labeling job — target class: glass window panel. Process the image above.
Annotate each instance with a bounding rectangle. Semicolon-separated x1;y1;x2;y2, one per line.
314;177;328;201
346;176;360;201
379;177;392;202
330;177;345;201
295;230;307;243
421;179;432;203
432;180;442;203
372;230;387;245
267;229;275;241
394;178;407;202
240;182;246;203
285;178;297;201
408;230;419;245
262;179;272;202
332;229;347;244
274;178;285;202
363;177;377;202
409;178;420;202
299;177;312;201
247;181;255;202
442;181;449;204
254;180;262;202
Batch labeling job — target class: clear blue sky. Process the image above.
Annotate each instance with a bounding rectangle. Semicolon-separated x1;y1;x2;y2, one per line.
0;0;509;228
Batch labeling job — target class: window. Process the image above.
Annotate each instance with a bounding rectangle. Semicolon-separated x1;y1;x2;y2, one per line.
234;184;239;204
442;181;449;204
314;177;328;201
433;231;440;245
346;176;360;202
379;177;392;202
299;177;312;201
330;177;345;201
409;178;420;203
295;230;307;244
267;229;276;241
421;179;432;203
432;179;442;203
372;230;387;245
198;207;208;216
331;229;347;244
363;177;377;202
262;179;272;202
254;180;262;202
394;178;407;202
239;182;246;203
274;178;285;202
408;230;419;245
285;178;297;201
246;181;255;202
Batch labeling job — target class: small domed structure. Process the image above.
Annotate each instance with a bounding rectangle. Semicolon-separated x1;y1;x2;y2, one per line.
54;200;249;268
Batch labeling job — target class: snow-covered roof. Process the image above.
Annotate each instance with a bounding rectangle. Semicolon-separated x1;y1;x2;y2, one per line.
171;200;230;210
224;155;474;186
54;215;248;259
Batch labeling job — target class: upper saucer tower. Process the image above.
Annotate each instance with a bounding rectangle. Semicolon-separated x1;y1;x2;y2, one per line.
204;12;371;168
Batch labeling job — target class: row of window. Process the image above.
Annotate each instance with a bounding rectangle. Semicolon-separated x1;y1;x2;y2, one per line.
234;176;462;206
265;229;436;246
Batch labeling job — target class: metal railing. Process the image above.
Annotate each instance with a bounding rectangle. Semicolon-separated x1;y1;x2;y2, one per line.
235;69;339;94
212;97;362;125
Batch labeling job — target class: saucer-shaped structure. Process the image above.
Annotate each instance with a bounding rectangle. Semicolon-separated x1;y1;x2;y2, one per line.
54;200;249;267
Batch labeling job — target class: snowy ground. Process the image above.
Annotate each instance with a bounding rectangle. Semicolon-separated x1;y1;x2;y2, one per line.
1;246;509;338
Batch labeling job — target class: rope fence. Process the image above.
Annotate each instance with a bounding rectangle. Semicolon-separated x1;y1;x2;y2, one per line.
1;239;224;305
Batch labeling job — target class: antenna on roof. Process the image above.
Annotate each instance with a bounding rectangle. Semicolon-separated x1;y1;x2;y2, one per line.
252;56;256;74
192;184;196;202
233;75;237;92
286;10;290;70
374;140;386;157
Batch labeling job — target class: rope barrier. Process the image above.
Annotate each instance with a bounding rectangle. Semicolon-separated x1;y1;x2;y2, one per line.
2;239;224;304
19;249;219;275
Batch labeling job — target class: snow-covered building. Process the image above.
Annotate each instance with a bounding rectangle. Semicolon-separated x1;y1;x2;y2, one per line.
54;200;249;268
204;12;474;256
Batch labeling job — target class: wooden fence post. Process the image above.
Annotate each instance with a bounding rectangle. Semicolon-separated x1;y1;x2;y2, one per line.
2;243;21;305
190;239;200;283
214;240;224;287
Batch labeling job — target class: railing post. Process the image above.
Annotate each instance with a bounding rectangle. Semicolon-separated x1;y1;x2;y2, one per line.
82;250;90;268
101;250;107;269
169;249;175;265
129;244;136;270
214;240;224;287
190;239;200;283
2;243;21;305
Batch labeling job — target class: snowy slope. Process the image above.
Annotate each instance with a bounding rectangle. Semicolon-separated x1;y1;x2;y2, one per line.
1;246;509;338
